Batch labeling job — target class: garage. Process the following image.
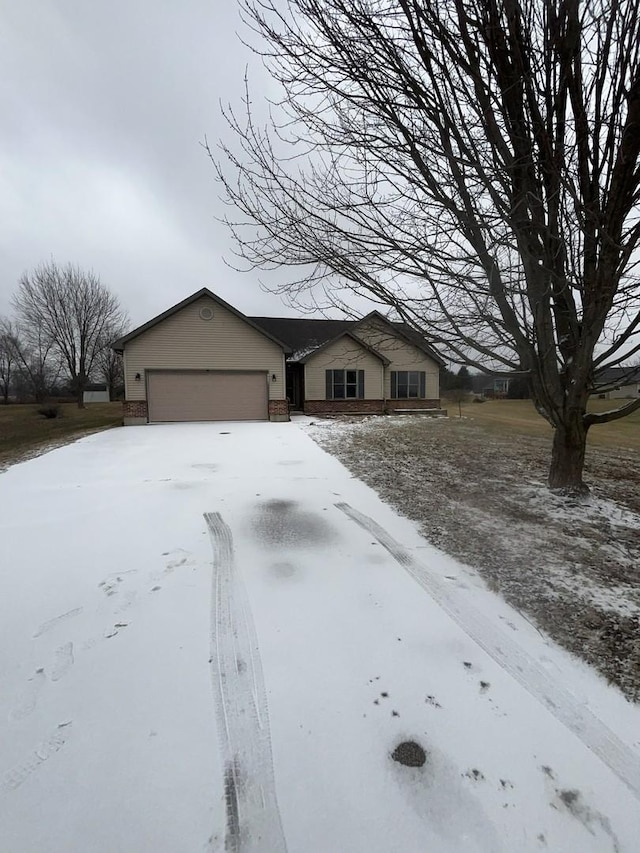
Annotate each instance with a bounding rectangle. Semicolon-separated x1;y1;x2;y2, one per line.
147;370;268;422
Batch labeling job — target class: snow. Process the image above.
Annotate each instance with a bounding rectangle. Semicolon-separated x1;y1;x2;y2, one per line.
1;422;639;852
286;344;320;362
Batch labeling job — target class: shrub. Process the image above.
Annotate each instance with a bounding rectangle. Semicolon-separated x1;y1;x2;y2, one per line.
37;406;62;419
471;396;486;403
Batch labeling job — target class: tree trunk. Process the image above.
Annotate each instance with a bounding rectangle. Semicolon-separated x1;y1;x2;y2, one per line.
76;373;86;409
548;415;590;494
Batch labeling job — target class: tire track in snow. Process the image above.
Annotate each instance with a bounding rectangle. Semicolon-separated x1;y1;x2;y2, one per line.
204;512;287;853
336;502;640;801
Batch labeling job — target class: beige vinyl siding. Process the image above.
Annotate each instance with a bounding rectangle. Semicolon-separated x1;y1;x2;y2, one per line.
124;297;285;401
355;318;440;399
147;371;267;422
304;337;383;399
609;383;640;399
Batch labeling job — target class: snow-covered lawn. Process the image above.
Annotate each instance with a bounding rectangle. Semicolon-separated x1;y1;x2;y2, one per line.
1;422;639;852
306;414;640;700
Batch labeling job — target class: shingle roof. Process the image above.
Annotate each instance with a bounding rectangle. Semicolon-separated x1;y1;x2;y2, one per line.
110;287;445;365
593;365;640;387
248;317;353;360
250;313;446;366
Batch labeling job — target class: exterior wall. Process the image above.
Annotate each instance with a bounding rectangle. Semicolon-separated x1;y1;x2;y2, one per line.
83;390;110;403
386;398;441;411
355;317;440;399
268;399;290;422
609;383;640;399
123;296;286;401
304;399;384;415
304;336;383;400
123;395;291;423
123;400;148;426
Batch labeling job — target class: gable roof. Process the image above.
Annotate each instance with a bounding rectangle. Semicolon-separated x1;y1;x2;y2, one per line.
297;331;391;365
593;365;640;387
250;311;445;366
112;288;291;353
110;287;445;365
596;364;640;385
248;316;352;360
353;311;446;366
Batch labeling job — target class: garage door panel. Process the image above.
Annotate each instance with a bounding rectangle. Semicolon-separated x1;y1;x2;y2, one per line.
147;371;267;422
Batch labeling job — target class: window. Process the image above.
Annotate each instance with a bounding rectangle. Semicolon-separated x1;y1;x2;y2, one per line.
390;371;426;398
325;369;365;399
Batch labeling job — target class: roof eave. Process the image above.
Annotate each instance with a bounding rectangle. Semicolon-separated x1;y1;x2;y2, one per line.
111;288;290;353
352;312;446;367
299;331;391;365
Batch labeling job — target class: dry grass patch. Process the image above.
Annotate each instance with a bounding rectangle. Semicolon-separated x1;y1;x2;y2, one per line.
0;402;123;471
455;397;640;450
308;409;640;701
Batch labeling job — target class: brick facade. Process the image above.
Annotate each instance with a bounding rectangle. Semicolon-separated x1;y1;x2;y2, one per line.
305;398;442;416
386;398;440;411
123;400;148;425
268;399;290;422
304;399;385;415
123;400;149;418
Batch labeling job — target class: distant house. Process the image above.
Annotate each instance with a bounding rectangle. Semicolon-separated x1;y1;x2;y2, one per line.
471;365;640;400
471;371;529;399
112;288;445;424
83;383;110;404
592;366;640;399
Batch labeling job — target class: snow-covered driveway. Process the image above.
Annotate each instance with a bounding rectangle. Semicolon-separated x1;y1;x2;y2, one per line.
1;421;639;853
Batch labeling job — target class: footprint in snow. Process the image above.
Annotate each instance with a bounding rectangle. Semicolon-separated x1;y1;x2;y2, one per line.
50;642;74;682
10;668;47;721
1;723;72;794
104;623;129;639
115;590;137;613
32;607;83;639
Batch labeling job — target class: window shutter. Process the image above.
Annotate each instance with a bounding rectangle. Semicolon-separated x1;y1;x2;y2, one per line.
326;370;333;399
357;370;365;399
419;372;426;398
391;372;397;398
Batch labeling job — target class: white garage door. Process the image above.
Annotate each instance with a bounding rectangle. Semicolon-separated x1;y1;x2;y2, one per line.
147;371;268;422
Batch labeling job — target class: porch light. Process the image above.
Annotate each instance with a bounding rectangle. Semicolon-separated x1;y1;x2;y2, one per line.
135;373;141;381
271;374;277;382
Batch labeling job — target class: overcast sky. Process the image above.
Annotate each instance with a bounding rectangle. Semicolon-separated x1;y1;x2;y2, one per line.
0;0;307;328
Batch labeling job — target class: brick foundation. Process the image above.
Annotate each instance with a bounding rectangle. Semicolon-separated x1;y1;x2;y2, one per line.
268;399;290;422
304;399;385;415
385;398;441;412
304;398;443;416
123;399;148;425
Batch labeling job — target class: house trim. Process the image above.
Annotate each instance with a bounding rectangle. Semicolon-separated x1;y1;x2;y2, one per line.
113;288;291;354
353;311;446;367
298;331;390;366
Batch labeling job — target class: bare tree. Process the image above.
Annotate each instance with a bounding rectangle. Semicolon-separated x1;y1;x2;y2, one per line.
13;261;126;407
0;318;15;404
95;320;128;399
215;0;640;492
0;317;60;403
447;387;471;418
